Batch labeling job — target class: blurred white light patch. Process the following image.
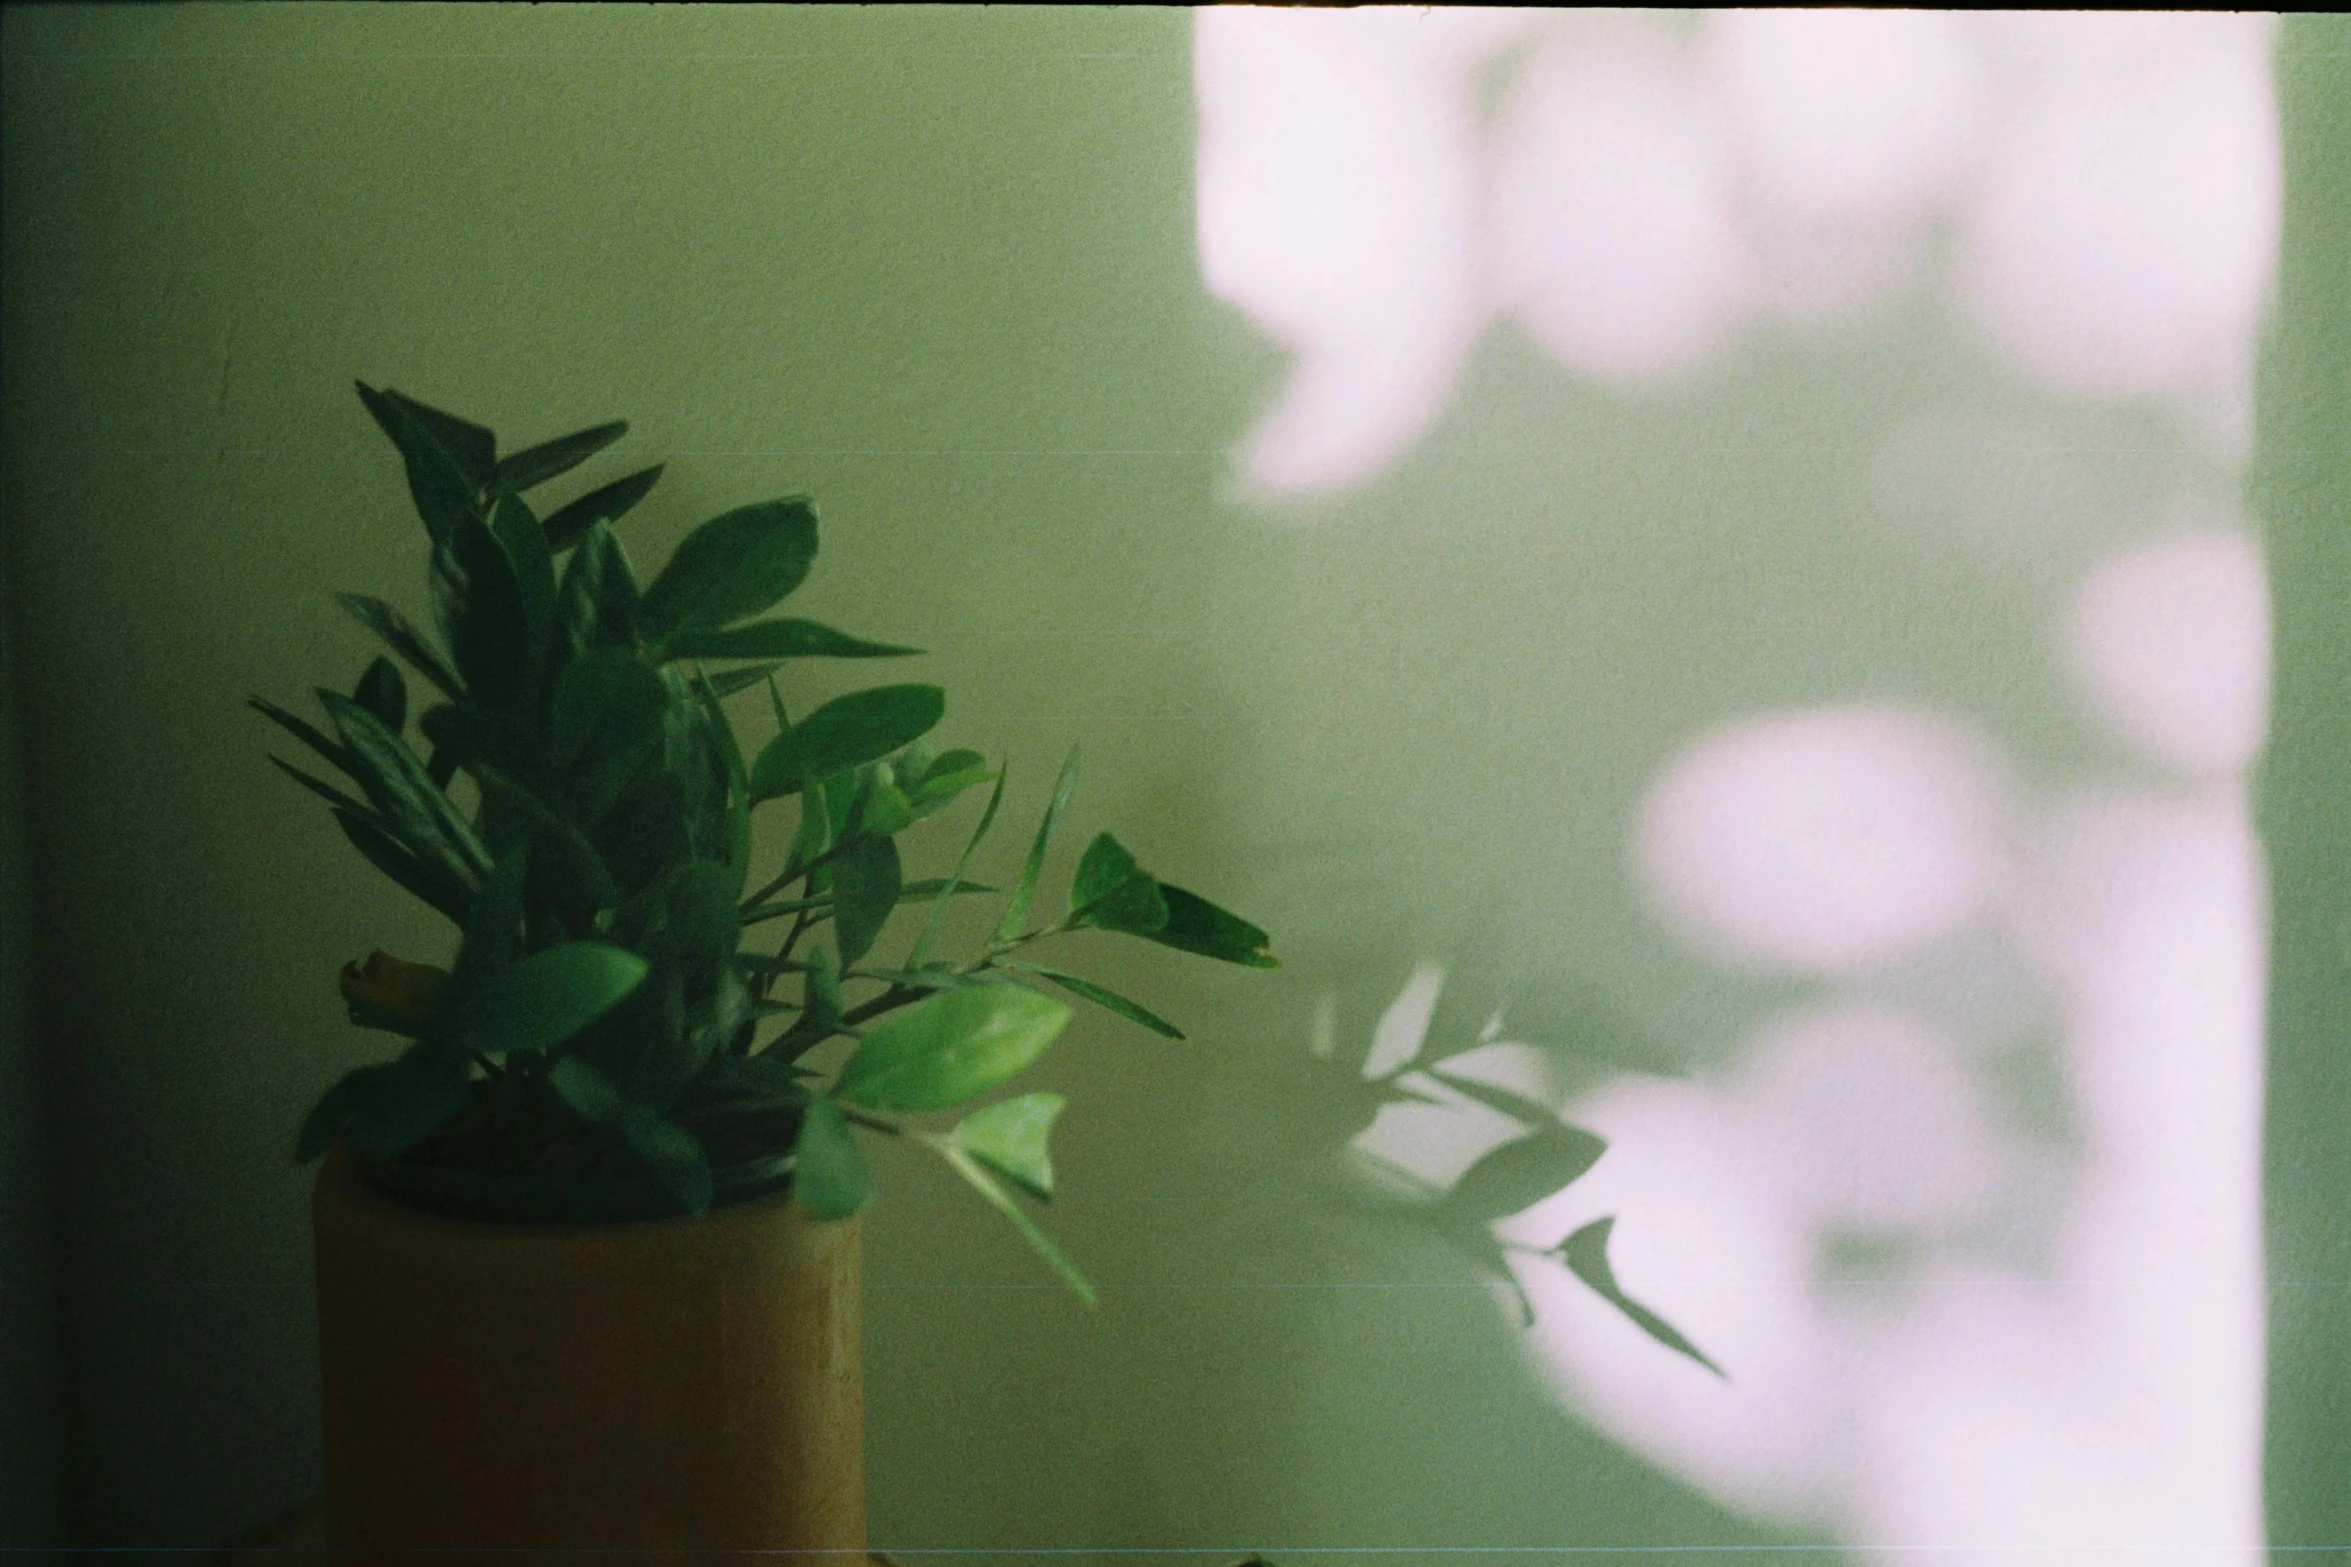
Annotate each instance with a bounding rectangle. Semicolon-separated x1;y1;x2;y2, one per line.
1194;8;1527;498
1709;10;1987;223
1958;14;2279;409
1491;38;1749;388
1634;705;2011;973
2062;529;2271;778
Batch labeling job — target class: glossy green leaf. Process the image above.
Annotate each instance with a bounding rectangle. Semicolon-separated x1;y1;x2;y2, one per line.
1000;963;1184;1040
346;1039;472;1155
548;1053;626;1124
551;647;669;767
485;487;557;665
803;944;844;1037
997;746;1080;942
336;593;465;703
859;776;917;838
331;807;470;927
1556;1217;1725;1378
429;509;532;711
1441;1124;1607;1226
835;983;1070;1112
830;833;902;969
319;691;492;883
751;685;945;801
248;694;357;780
659;619;921;663
936;1141;1095;1307
906;763;1006;971
497;419;627;493
454;942;650;1056
622;1113;714;1217
908;753;993;819
354;657;406;734
793;1095;872;1221
1135;883;1278;968
355;382;485;544
542;464;663;554
1065;831;1170;935
950;1091;1065;1200
636;497;819;640
554;520;641;664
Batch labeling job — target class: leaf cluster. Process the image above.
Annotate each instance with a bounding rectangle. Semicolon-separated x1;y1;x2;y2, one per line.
261;385;1279;1302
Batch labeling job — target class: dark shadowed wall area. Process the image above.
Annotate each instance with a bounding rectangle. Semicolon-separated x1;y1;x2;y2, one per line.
1;6;2344;1559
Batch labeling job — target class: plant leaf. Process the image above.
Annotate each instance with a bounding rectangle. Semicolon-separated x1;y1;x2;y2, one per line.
497;419;627;493
484;487;557;673
636;497;819;640
429;508;532;712
331;807;471;927
355;382;487;544
345;1039;472;1155
542;464;663;554
906;763;1007;971
830;833;902;969
354;657;406;734
622;1112;714;1217
803;944;844;1036
835;983;1070;1112
936;1142;1095;1307
997;745;1080;942
1440;1124;1608;1226
335;593;465;703
659;619;921;663
446;847;530;1004
553;519;641;665
1064;831;1170;935
296;1062;394;1161
706;660;785;699
550;647;670;767
248;694;357;780
999;963;1184;1040
1134;883;1278;968
792;1095;873;1221
751;685;945;801
1555;1217;1726;1378
318;691;493;884
950;1091;1065;1200
454;942;649;1056
548;1053;626;1124
268;756;377;823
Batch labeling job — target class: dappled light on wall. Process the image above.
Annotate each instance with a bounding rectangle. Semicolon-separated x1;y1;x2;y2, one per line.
1201;7;2276;1558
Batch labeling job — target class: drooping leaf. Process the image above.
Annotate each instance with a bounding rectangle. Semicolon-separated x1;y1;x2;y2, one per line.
1134;883;1278;968
355;382;487;544
997;745;1080;942
792;1095;873;1221
497;419;627;493
1064;831;1170;935
1556;1217;1726;1378
353;657;406;734
750;685;945;801
542;464;663;554
830;833;902;969
551;647;670;766
335;593;465;703
999;963;1184;1040
635;497;819;640
453;942;650;1057
834;983;1070;1112
1440;1124;1608;1226
950;1091;1065;1200
936;1141;1096;1307
658;618;922;663
345;1039;472;1155
296;1062;393;1162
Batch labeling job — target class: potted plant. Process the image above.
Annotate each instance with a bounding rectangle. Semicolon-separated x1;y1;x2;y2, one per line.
257;384;1281;1557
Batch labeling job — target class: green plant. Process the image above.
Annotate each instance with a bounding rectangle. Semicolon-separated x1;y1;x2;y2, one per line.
257;383;1278;1302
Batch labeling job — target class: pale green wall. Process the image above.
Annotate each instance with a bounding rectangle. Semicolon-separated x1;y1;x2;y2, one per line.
1;3;2340;1556
2255;13;2351;1553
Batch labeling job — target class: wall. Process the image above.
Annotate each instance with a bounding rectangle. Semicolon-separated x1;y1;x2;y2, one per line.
0;4;2339;1558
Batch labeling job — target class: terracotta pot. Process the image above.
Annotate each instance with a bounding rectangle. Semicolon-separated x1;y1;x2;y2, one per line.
312;1143;864;1565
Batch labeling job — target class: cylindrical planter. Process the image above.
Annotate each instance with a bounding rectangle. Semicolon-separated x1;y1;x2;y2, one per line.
313;1143;863;1564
